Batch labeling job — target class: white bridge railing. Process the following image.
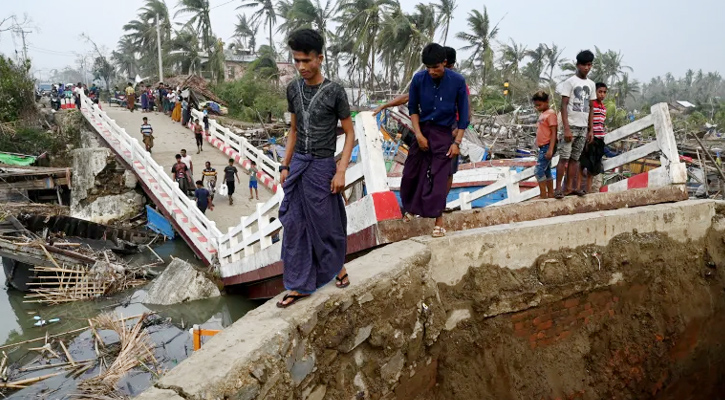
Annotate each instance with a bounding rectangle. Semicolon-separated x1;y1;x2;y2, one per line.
446;102;686;210
217;112;395;279
78;93;223;263
190;108;281;185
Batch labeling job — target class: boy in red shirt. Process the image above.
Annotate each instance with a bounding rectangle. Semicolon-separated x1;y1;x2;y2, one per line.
533;91;558;199
580;83;608;193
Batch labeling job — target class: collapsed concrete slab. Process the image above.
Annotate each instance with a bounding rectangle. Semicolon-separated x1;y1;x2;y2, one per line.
137;200;725;400
143;258;221;305
70;148;144;224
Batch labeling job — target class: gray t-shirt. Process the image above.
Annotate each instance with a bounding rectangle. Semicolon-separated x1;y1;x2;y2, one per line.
286;78;351;159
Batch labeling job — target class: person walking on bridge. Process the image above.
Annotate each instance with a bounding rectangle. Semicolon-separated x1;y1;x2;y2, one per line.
400;43;469;237
276;29;355;308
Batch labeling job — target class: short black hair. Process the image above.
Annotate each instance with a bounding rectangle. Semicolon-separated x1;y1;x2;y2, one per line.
576;50;595;65
443;46;456;66
143;117;148;120
288;29;324;55
196;180;203;186
175;154;181;159
181;148;187;152
421;43;446;66
228;158;234;163
531;90;549;102
251;160;256;166
596;82;608;90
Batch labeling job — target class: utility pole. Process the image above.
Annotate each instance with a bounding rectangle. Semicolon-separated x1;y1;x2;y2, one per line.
156;14;163;82
16;29;30;62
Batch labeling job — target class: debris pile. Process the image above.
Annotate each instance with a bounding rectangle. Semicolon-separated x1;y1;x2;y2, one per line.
0;313;159;398
77;313;158;397
163;74;227;106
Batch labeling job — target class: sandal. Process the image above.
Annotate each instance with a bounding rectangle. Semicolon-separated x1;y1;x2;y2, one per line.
335;273;350;288
432;226;447;238
575;189;587;197
402;212;416;222
554;190;564;199
276;293;310;308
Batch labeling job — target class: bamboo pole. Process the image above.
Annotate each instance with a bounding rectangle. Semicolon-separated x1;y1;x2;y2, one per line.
0;371;64;387
17;359;93;373
59;341;76;366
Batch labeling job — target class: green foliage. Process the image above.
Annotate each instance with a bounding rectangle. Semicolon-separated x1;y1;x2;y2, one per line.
0;56;35;123
213;72;286;121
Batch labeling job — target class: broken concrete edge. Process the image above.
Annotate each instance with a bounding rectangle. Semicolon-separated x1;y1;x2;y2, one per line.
145;239;432;399
135;199;721;400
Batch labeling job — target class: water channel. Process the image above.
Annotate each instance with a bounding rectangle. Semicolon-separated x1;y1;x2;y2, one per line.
0;239;260;398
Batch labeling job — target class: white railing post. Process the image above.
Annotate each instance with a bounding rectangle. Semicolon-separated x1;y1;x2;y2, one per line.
258;203;272;250
355;112;389;193
460;192;472;211
505;169;522;204
241;216;254;257
652;103;687;185
227;227;239;263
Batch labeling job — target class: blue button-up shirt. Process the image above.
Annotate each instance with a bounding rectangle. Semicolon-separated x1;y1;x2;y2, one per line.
408;69;469;130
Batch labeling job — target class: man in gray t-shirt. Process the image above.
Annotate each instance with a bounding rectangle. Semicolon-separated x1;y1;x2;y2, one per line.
286;78;350;158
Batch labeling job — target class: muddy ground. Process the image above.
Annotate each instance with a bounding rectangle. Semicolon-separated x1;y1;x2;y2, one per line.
423;226;725;400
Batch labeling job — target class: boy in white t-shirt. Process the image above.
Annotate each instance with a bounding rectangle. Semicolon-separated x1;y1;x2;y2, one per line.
555;50;596;198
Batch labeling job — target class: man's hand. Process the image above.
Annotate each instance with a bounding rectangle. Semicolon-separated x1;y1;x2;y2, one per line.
416;134;429;151
373;105;385;115
546;149;554;160
564;127;573;143
446;143;460;158
587;131;594;144
331;171;346;193
280;169;289;184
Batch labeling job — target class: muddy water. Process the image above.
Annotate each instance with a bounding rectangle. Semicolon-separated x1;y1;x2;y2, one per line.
0;240;259;398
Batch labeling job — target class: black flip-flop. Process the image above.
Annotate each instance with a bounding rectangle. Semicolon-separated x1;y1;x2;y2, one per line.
276;293;310;308
575;189;587;197
554;190;564;199
336;273;350;289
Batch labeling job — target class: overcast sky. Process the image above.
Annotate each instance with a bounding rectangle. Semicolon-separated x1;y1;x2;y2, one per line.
1;0;723;84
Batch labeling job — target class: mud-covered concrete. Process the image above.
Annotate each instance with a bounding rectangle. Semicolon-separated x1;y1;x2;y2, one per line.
136;200;725;400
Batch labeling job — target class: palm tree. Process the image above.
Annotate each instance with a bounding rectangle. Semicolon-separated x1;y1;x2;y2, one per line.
592;47;632;85
544;43;563;82
614;73;640;108
175;0;214;51
140;0;172;42
433;0;456;45
233;13;258;52
500;39;527;77
238;0;277;50
337;0;397;92
168;26;203;74
456;6;499;87
122;18;158;77
522;43;546;83
112;36;140;79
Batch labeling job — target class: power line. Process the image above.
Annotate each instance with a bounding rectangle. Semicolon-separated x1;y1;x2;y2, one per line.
211;0;237;10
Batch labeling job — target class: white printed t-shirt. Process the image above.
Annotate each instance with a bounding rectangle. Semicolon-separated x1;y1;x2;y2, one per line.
558;75;596;128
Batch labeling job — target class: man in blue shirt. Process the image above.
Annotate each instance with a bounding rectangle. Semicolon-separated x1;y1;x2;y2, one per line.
401;43;469;238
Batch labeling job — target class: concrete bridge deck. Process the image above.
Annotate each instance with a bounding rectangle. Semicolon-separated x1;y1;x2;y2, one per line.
104;106;273;234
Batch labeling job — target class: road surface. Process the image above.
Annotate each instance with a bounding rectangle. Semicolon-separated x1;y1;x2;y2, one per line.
104;105;273;234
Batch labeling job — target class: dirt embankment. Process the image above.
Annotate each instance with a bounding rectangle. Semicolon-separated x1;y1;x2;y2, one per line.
424;226;725;400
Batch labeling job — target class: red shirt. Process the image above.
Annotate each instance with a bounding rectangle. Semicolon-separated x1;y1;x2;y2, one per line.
593;100;607;138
